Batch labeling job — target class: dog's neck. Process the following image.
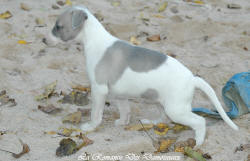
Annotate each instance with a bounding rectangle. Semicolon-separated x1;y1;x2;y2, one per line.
77;10;117;59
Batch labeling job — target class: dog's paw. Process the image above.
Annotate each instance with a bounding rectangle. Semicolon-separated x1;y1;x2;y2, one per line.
80;122;97;132
195;137;204;146
115;119;128;126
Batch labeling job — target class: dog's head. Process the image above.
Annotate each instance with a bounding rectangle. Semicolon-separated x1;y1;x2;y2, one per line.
43;6;88;46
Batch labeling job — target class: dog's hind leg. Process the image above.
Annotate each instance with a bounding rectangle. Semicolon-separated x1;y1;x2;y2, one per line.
164;102;206;145
115;99;131;126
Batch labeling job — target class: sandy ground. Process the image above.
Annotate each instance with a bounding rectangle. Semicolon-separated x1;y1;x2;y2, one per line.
0;0;250;161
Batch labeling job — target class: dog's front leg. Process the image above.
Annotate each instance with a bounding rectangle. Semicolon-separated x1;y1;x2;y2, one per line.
81;85;107;131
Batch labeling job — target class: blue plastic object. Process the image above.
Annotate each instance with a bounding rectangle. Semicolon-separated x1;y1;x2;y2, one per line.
192;71;250;119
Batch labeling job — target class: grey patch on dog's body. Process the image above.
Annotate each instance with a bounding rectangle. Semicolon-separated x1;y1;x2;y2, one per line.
141;89;159;100
95;40;167;85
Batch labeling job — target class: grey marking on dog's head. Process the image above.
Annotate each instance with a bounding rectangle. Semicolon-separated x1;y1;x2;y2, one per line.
141;89;159;100
52;7;88;41
95;40;167;85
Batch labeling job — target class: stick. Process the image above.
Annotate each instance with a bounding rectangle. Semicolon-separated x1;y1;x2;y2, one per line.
139;120;155;142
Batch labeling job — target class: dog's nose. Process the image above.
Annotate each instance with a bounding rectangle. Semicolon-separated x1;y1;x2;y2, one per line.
42;38;47;45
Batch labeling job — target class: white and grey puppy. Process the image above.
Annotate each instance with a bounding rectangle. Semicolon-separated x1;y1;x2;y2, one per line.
43;6;238;145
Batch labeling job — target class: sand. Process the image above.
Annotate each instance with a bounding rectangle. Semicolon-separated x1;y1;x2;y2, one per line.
0;0;249;161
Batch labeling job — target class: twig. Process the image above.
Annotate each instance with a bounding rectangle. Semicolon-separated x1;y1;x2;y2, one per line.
0;148;14;154
139;120;155;142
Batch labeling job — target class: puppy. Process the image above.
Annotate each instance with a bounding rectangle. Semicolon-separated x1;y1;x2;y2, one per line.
43;6;238;145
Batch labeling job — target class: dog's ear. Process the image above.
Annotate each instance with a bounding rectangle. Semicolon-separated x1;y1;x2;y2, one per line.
71;9;88;30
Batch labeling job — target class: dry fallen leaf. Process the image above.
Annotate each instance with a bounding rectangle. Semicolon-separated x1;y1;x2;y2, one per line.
158;2;168;12
153;14;165;18
183;0;193;2
124;124;153;131
52;4;60;10
38;104;61;114
156;139;176;153
18;40;30;45
57;1;65;6
186;138;196;148
111;1;120;7
153;123;169;136
58;128;74;137
57;127;81;137
76;133;94;150
72;85;91;93
56;133;93;157
44;131;57;135
94;13;104;22
193;0;204;5
235;144;250;153
0;90;6;96
12;139;30;158
173;138;210;160
147;35;161;42
0;130;7;136
171;123;190;133
0;11;12;19
0;139;30;159
35;81;57;101
20;3;31;11
65;0;72;5
63;111;82;124
35;18;45;27
202;153;212;159
130;36;141;45
174;138;196;150
139;12;150;24
0;90;17;107
170;6;179;14
56;138;77;157
242;31;247;35
60;90;89;106
174;138;196;155
175;146;185;153
45;128;82;136
227;3;241;9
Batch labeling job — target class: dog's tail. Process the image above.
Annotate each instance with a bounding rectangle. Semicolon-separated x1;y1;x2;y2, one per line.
193;76;239;131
